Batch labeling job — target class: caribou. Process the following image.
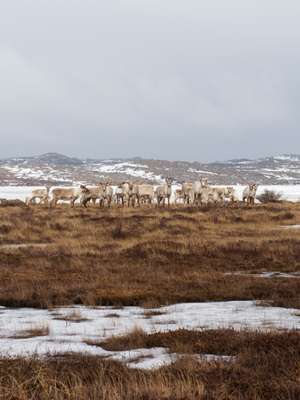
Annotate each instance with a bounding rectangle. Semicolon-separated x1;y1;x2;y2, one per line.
26;187;50;206
20;178;260;209
50;185;91;208
117;182;135;207
212;186;236;204
242;184;258;205
181;182;193;205
192;178;208;206
87;180;113;207
155;177;173;207
174;188;185;204
133;184;155;207
86;183;106;206
103;184;114;207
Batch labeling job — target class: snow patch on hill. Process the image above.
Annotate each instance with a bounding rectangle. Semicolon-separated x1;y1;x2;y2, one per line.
188;168;220;176
274;154;300;162
3;166;73;183
88;162;164;182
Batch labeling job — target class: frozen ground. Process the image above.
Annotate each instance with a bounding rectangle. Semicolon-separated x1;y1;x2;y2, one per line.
0;185;300;203
0;301;299;369
0;186;42;201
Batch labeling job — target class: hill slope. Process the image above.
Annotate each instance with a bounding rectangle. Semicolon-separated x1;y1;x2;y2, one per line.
1;153;300;186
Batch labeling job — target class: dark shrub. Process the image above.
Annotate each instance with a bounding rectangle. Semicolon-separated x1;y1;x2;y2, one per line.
257;190;282;203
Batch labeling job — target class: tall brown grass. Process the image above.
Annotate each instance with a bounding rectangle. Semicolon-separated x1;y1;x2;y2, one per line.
0;329;299;399
0;203;299;308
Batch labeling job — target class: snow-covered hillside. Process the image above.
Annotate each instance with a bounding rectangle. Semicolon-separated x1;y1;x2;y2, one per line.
1;152;300;186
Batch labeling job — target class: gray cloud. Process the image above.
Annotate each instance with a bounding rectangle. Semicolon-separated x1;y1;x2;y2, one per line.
0;0;300;161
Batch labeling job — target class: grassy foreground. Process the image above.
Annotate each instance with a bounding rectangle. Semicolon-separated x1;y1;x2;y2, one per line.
0;202;300;308
0;329;299;399
1;203;300;399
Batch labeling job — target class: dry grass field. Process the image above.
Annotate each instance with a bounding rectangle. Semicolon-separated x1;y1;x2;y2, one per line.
1;202;300;399
0;202;300;309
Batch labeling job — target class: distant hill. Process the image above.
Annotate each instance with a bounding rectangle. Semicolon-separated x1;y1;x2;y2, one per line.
26;152;83;166
0;153;300;186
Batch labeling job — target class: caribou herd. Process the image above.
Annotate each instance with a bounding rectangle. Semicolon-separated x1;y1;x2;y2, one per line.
25;179;258;208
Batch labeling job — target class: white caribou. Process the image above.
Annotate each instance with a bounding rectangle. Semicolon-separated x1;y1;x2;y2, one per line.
155;177;173;207
50;185;91;208
26;187;50;206
242;184;258;205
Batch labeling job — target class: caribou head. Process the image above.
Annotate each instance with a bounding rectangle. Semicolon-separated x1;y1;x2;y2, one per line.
165;177;173;187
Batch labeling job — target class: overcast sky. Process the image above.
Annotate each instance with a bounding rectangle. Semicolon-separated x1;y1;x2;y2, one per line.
0;1;300;162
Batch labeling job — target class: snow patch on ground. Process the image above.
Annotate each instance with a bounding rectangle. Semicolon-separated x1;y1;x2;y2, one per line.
225;271;300;279
0;186;43;201
0;301;299;368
